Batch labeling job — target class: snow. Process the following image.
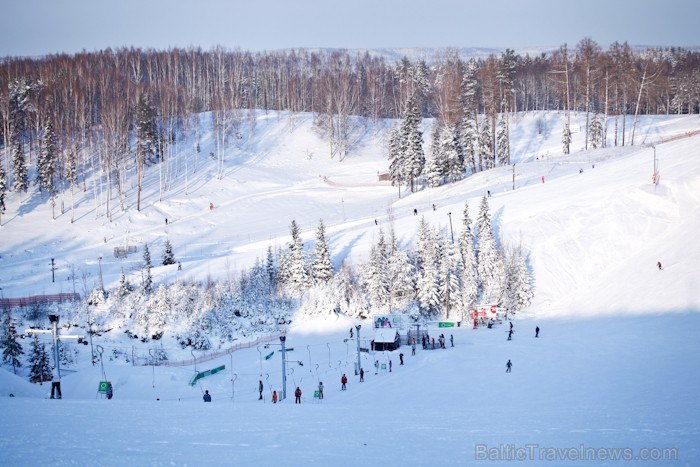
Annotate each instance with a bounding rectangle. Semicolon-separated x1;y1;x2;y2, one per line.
1;110;699;465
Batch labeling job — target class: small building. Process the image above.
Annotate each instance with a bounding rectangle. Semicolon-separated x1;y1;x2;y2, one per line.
372;329;401;352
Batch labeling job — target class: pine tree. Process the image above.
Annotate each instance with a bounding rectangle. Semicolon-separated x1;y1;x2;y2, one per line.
402;96;425;192
439;235;462;319
415;218;440;317
503;246;533;313
388;125;406;189
386;228;415;311
12;141;28;193
562;122;572;154
36;118;57;195
135;94;158;211
589;113;603;149
496;113;510;166
458;201;478;309
438;124;463;182
143;243;153;292
1;311;23;374
424;132;444;188
475;196;502;303
479;118;494;170
312;219;333;284
280;220;311;295
162;239;176;265
461;108;478;175
28;334;52;383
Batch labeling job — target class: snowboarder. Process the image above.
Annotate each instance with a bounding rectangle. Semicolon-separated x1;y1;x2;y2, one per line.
413;208;418;216
295;387;302;404
450;334;454;347
341;374;347;390
535;326;540;338
487;190;491;197
165;218;168;225
272;390;278;403
178;262;182;270
203;390;211;402
657;261;663;270
411;342;416;356
399;353;404;365
318;381;324;399
359;368;364;382
50;367;62;399
258;380;264;400
349;328;353;338
506;360;512;373
508;329;513;341
374;360;379;375
374;219;378;225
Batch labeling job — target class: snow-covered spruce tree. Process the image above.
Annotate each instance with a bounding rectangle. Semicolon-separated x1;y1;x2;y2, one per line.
461;108;478;175
438;233;463;320
386;227;415;312
162;239;176;265
11;141;28;193
28;334;52;383
400;95;425;193
562;122;572;154
388;125;407;190
116;270;133;298
479;118;494;170
496;113;510;166
330;263;367;319
441;123;464;183
142;243;153;293
279;220;311;296
265;245;278;290
135;94;158;211
503;245;533;313
458;201;479;310
312;219;333;284
414;218;441;317
589;112;603;149
1;310;23;374
475;196;504;304
360;228;390;311
65;146;78;223
36;118;57;196
424;131;444;188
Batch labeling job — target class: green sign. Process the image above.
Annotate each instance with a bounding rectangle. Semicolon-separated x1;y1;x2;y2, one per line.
314;391;321;398
190;365;226;386
98;381;111;393
265;351;275;360
438;322;455;328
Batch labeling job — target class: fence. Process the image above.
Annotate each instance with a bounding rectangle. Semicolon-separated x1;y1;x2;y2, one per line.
138;333;285;367
0;293;81;309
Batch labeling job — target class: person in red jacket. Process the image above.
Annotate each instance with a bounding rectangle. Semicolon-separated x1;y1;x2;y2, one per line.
272;390;278;404
341;374;347;390
294;387;302;404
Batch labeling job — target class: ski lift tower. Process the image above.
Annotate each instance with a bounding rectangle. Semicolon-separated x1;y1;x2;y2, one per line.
26;314;84;378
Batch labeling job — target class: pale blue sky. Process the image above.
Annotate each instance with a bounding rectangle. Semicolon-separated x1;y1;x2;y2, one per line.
2;0;698;57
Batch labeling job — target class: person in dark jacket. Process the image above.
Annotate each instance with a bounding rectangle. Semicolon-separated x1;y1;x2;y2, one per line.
506;360;512;373
203;390;211;402
535;326;540;338
359;368;364;382
295;387;302;404
258;380;263;400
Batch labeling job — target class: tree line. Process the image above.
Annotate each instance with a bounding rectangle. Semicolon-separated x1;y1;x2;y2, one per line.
1;39;699;219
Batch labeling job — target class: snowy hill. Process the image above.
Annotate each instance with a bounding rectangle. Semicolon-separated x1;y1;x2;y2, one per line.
1;110;699;465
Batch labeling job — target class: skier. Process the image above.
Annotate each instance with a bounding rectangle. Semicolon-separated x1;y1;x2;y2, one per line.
360;368;364;382
389;360;392;372
258;380;263;400
509;322;513;331
413;208;418;216
657;261;663;270
203;390;211;402
50;367;62;399
507;329;513;341
107;382;113;400
421;335;426;349
374;360;379;375
177;262;182;271
542;175;545;183
399;353;404;365
272;390;278;403
506;360;512;373
349;328;353;338
411;342;416;356
318;381;324;399
341;374;347;390
295;387;302;404
450;334;454;347
535;326;540;338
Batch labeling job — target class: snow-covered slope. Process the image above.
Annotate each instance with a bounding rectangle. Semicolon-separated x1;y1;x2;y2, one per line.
1;111;699;465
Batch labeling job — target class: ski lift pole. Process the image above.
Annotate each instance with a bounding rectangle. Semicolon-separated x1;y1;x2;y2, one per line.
96;345;105;381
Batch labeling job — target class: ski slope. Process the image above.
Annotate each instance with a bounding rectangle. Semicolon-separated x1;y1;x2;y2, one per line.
1;110;700;465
